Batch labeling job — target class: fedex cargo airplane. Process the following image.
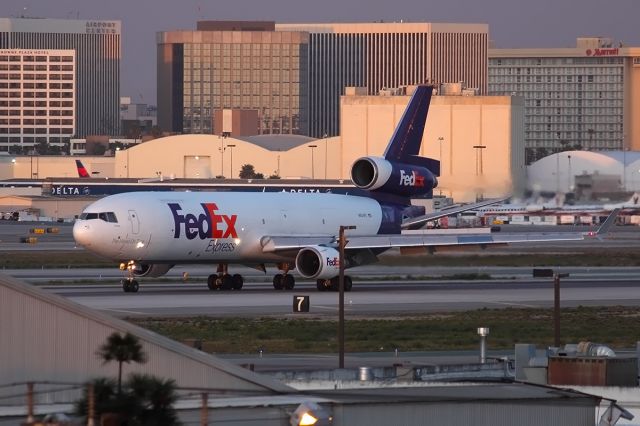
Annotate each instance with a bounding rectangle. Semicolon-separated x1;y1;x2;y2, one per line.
73;86;612;293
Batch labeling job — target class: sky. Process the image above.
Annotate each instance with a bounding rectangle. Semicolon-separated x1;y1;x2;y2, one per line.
5;0;640;104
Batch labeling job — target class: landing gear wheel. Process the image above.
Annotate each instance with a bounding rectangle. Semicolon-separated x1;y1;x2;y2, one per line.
283;274;295;290
121;279;139;293
316;279;329;291
330;277;339;291
344;275;353;292
273;274;284;290
232;274;244;290
207;274;217;291
221;274;233;290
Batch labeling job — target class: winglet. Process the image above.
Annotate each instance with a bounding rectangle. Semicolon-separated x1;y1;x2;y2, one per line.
592;208;620;237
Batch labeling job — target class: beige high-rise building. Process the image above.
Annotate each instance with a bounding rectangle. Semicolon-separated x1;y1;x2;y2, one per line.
157;21;309;136
489;37;640;162
0;18;121;139
0;49;76;153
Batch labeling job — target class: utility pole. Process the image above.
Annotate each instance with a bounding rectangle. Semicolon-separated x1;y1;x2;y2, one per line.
338;225;356;368
200;392;209;426
308;144;317;179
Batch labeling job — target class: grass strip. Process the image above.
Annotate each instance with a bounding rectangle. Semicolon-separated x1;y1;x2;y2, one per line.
4;249;640;269
129;306;640;354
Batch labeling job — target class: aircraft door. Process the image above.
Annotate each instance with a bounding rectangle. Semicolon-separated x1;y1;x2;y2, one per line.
128;210;140;235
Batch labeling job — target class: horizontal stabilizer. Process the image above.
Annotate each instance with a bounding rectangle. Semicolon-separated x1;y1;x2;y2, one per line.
401;197;508;230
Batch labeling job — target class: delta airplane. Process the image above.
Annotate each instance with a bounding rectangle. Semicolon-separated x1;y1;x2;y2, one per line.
76;160;90;178
73;86;614;293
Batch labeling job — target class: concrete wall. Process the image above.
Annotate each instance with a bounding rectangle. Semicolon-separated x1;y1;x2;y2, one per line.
0;274;291;406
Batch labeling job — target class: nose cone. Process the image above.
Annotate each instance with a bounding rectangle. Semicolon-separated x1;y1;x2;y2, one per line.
73;219;91;248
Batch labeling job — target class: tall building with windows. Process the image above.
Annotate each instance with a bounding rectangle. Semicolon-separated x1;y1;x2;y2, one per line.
0;18;121;142
0;49;75;152
157;21;308;136
489;37;640;163
158;21;488;138
277;22;488;137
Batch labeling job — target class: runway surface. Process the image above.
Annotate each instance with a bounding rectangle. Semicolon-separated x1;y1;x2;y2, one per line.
28;272;640;318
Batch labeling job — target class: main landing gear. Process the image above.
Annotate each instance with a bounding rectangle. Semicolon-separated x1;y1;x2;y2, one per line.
316;276;352;292
272;263;295;290
121;260;139;293
207;263;244;291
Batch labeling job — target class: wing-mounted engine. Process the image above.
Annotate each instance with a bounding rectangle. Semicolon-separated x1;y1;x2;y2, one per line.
295;246;341;279
351;156;438;198
131;263;174;278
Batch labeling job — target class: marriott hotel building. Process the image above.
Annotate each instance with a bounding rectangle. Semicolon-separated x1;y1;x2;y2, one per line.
489;37;640;161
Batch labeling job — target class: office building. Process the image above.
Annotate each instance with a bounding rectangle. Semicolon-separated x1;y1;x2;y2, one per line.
277;22;489;137
158;21;488;139
157;21;309;136
0;18;121;139
489;37;640;162
0;49;75;153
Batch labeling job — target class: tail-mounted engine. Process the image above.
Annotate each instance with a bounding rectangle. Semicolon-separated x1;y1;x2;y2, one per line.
295;246;342;279
351;156;438;198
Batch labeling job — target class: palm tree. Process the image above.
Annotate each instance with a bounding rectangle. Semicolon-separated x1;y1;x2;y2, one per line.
128;374;180;426
96;332;147;394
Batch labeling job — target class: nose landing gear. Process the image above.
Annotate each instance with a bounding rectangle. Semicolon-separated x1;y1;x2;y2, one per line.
120;260;139;293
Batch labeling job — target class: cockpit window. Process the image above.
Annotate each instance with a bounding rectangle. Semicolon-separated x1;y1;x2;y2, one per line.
80;212;118;223
80;212;98;220
106;212;118;223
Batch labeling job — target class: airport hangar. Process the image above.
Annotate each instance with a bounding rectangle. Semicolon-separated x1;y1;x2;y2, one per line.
1;87;524;204
0;273;609;425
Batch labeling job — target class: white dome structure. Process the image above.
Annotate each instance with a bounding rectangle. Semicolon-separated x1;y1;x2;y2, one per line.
527;150;640;194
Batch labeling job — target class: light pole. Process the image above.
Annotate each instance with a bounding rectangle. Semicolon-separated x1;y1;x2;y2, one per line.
308;144;317;179
472;145;486;176
220;132;229;177
227;144;236;179
567;154;572;192
437;136;444;174
472;145;486;200
323;133;328;179
623;148;628;192
338;224;356;369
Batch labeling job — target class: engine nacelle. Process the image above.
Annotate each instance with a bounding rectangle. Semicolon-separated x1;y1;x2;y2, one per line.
295;246;341;280
351;156;437;197
132;263;174;278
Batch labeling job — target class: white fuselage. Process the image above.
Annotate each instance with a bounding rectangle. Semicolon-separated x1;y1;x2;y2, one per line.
73;191;384;264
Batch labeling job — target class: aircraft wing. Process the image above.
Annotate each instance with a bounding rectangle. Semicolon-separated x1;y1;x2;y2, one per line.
401;197;508;230
261;230;586;253
261;209;619;253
